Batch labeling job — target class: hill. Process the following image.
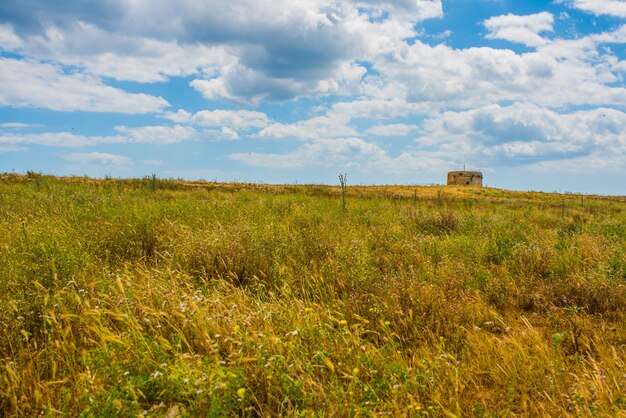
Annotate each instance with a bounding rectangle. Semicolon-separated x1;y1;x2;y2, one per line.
1;174;625;416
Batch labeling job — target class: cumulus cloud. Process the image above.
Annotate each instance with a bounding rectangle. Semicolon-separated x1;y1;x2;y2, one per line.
0;24;20;49
189;110;269;129
257;114;359;140
418;103;626;166
190;61;367;104
0;22;235;83
113;125;197;144
366;31;626;109
0;0;442;104
570;0;626;18
484;12;554;47
366;123;417;136
1;0;625;109
358;0;443;21
0;57;169;113
161;108;271;140
254;99;431;141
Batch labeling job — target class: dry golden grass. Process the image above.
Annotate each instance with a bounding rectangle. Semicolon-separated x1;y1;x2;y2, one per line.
1;174;625;416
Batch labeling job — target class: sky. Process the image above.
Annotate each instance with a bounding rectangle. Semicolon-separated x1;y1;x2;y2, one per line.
0;0;625;194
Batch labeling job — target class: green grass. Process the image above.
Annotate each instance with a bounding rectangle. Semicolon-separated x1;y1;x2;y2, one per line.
1;173;626;416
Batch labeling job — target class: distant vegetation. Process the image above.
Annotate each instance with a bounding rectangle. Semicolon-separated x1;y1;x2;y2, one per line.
1;174;625;416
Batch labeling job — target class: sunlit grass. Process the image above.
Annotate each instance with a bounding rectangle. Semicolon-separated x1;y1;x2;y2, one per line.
1;173;625;416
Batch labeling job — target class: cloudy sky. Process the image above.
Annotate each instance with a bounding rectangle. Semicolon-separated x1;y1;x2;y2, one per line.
1;0;625;193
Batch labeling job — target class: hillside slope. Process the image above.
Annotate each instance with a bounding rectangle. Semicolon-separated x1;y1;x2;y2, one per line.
1;175;625;416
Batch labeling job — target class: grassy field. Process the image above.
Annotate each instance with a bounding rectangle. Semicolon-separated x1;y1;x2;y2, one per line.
1;173;626;417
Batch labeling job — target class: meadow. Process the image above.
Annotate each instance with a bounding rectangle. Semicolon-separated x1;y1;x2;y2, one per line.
1;173;625;417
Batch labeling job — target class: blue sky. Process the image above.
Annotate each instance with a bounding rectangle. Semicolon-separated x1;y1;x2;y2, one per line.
1;0;625;194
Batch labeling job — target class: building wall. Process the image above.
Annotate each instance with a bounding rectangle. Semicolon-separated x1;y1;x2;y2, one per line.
447;171;483;186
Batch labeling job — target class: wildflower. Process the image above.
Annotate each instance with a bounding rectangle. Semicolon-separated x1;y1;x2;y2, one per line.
353;367;360;376
183;378;190;384
151;371;162;378
237;388;246;399
339;319;347;325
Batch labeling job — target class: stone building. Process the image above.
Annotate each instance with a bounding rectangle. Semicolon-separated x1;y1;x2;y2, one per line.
447;171;483;187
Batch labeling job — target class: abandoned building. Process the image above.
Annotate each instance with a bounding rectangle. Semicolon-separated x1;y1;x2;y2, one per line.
447;171;483;187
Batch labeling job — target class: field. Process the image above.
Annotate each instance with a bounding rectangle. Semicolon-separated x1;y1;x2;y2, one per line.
1;174;626;416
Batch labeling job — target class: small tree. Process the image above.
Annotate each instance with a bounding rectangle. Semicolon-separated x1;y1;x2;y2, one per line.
338;173;347;211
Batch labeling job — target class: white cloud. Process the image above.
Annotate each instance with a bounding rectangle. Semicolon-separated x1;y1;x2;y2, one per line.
257;114;359;140
358;0;443;21
161;109;270;139
230;136;446;172
0;124;244;147
190;110;270;129
570;0;626;18
366;30;626;109
161;110;193;123
190;61;367;104
484;12;554;47
417;103;626;167
200;127;240;141
366;123;417;136
0;58;169;113
0;22;236;83
253;98;430;141
114;125;197;144
1;0;624;110
0;0;441;103
0;132;108;147
64;152;132;166
0;24;20;49
329;99;433;120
